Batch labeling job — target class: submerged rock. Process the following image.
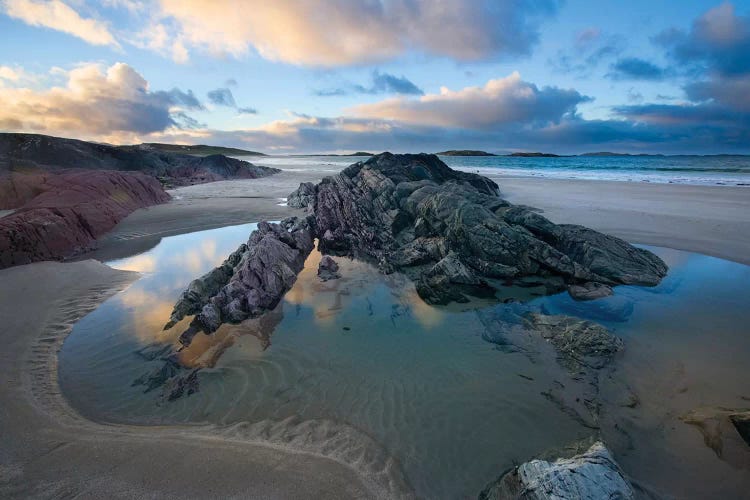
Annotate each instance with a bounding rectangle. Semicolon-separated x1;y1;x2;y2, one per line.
567;281;613;301
479;442;634;500
292;152;667;305
680;408;750;468
525;313;623;371
317;255;340;281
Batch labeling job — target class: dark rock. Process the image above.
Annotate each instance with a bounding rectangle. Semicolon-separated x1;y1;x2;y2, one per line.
479;442;634;500
0;132;280;195
290;152;666;305
525;313;623;371
287;182;317;209
317;255;340;281
0;169;170;269
731;412;750;447
166;217;315;337
567;282;613;301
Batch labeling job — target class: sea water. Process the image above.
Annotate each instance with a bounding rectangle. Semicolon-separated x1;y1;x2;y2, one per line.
256;154;750;186
59;223;750;498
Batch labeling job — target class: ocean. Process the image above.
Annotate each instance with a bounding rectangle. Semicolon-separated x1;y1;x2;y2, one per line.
257;154;750;186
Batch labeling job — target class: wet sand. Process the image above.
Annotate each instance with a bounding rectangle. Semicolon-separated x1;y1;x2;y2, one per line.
2;168;750;498
0;260;382;499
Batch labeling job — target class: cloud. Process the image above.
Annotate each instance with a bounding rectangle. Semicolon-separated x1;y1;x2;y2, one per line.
549;28;625;76
207;87;236;107
608;57;666;80
655;2;750;76
0;62;201;140
2;0;119;47
206;87;257;114
155;0;560;66
349;72;589;129
315;70;423;96
685;74;750;111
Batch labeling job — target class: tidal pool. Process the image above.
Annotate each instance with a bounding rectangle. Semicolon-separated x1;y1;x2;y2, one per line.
60;223;750;498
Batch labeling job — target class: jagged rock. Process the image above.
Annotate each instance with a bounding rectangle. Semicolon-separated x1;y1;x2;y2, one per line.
164;244;249;330
287;181;317;209
317;255;340;281
292;153;667;305
165;217;315;342
0;169;170;269
479;442;634;500
567;282;613;301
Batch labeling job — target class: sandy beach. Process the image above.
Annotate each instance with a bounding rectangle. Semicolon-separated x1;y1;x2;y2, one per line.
2;167;749;498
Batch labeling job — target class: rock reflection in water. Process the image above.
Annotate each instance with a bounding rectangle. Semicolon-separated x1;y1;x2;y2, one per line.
59;224;750;499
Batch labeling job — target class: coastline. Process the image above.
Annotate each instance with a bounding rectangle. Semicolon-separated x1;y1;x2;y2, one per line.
2;170;749;497
0;259;405;499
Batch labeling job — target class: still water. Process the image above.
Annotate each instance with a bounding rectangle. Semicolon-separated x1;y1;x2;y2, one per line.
59;223;750;498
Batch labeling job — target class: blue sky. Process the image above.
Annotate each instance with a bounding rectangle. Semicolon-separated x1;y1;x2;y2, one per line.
0;0;748;153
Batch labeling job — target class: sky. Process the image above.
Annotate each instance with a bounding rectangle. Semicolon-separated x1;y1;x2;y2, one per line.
0;0;748;154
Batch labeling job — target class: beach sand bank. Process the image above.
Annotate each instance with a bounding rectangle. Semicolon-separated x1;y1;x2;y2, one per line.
0;260;381;499
2;170;749;498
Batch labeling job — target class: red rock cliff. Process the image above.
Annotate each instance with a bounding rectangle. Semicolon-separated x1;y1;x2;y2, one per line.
0;169;170;268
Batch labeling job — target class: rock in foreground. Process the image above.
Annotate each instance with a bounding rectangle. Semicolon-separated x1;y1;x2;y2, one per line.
479;442;634;500
0;169;170;269
317;255;340;281
166;217;314;343
289;152;667;305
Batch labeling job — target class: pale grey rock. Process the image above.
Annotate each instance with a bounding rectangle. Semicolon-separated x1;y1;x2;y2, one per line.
479;442;634;500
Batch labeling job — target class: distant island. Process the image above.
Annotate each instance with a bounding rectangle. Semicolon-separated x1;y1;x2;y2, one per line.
508;152;561;157
436;150;496;156
141;143;266;156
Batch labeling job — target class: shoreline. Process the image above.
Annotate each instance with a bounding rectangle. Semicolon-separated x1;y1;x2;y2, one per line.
0;259;405;499
2;170;749;497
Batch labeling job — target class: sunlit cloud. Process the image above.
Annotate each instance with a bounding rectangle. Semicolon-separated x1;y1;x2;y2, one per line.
350;72;589;129
0;62;201;140
154;0;560;66
2;0;119;48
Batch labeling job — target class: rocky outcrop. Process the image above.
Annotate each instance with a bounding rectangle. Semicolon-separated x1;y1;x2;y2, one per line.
294;152;667;305
0;133;280;195
287;181;317;210
166;217;315;343
317;255;340;281
479;442;634;500
0;169;170;269
136;218;314;400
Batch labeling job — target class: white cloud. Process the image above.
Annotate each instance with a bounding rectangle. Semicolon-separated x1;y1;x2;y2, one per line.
349;72;588;129
154;0;558;66
2;0;119;47
0;62;201;140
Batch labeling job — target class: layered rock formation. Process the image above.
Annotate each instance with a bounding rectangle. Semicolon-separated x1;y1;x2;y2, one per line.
0;169;170;269
479;442;634;500
289;152;667;305
0;133;280;196
167;218;315;342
